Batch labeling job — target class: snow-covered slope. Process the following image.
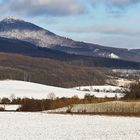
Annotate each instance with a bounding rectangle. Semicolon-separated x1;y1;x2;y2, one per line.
0;80;122;99
0;17;76;48
1;16;24;24
109;53;120;59
0;80;85;99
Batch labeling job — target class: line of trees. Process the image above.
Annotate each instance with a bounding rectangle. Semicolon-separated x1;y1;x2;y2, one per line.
0;95;116;112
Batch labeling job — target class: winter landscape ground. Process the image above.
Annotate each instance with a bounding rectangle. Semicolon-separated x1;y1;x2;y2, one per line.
0;112;139;140
0;1;140;139
0;80;123;99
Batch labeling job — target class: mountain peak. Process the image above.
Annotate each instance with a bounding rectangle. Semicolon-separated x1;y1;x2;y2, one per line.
0;16;54;33
1;16;24;23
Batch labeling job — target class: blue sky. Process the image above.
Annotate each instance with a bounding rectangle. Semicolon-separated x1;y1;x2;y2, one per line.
0;0;140;49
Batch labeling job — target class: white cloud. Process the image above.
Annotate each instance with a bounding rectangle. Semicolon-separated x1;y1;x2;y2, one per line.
0;0;85;17
0;0;140;17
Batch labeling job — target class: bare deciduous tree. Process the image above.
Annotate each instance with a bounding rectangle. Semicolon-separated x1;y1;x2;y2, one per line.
47;92;56;100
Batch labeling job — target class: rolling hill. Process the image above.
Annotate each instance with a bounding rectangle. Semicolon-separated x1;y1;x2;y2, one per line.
0;80;122;99
0;53;107;87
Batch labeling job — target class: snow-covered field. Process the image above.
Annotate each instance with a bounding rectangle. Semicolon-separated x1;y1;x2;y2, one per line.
0;80;123;99
0;112;139;140
0;104;20;111
0;80;86;99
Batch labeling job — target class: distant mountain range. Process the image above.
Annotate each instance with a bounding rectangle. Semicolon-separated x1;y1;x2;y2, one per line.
0;17;140;62
0;37;140;69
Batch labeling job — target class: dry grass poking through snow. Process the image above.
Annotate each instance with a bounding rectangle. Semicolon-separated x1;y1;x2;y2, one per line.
48;101;140;116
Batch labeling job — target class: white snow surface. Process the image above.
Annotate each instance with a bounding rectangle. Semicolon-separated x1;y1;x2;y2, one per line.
2;16;23;23
0;80;85;99
0;105;20;111
109;53;120;59
0;80;123;99
0;112;140;140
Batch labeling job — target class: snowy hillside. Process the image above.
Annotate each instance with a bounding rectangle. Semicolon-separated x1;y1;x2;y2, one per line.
0;80;123;99
0;80;85;99
1;17;121;57
0;17;76;48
